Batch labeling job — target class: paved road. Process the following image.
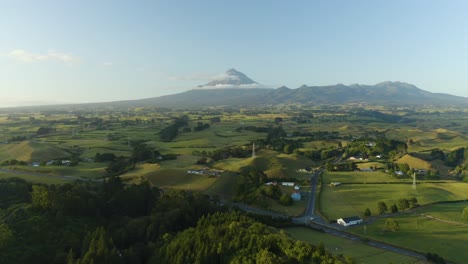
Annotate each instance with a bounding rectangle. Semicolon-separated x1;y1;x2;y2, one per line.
234;200;427;261
304;169;322;217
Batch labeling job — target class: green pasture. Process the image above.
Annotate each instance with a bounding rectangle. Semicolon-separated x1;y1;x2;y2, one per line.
0;141;70;162
0;171;68;184
6;163;106;179
203;172;238;198
121;163;219;191
268;195;306;217
146;169;218;191
213;151;315;179
414;201;468;223
349;203;468;264
301;140;341;150
355;162;387;170
120;163;162;184
323;171;399;184
157;123;265;154
319;182;468;220
286;227;422;264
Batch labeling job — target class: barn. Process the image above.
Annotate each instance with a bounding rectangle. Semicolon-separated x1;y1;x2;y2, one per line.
337;216;363;227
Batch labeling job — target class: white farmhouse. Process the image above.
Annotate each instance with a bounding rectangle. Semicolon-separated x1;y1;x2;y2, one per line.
337;216;363;227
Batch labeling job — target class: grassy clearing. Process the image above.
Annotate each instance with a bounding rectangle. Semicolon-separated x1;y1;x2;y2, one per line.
120;163;161;184
0;172;68;184
319;182;468;220
213;151;315;180
145;169;218;191
323;171;398;184
203;172;238;199
355;162;387;170
268;197;306;216
7;163;106;179
285;227;422;264
2;141;70;162
348;205;468;264
396;154;432;170
415;201;468;224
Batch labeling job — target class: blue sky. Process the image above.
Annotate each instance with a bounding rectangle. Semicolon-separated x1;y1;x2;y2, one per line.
1;0;468;106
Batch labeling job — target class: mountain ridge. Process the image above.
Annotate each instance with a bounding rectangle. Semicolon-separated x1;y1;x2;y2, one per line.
1;69;467;110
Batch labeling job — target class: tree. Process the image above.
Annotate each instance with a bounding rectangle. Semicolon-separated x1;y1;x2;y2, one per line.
364;208;371;217
74;227;123;264
391;204;398;213
283;144;293;154
383;218;400;232
397;198;410;211
408;197;418;208
377;201;388;215
274;117;283;124
31;185;54;209
426;252;446;264
0;224;13;249
279;194;293;206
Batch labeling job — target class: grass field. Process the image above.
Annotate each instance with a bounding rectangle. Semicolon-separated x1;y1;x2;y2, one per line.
7;163;106;179
146;170;218;191
0;141;70;162
348;202;468;264
285;227;422;264
396;154;433;170
213;150;316;180
268;196;306;216
0;171;68;184
319;182;468;220
203;171;238;198
323;171;399;184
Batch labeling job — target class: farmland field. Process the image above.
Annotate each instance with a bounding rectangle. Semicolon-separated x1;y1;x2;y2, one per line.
348;201;468;264
319;181;468;220
286;227;422;264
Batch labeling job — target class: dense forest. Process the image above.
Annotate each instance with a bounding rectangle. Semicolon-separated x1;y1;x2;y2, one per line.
0;178;352;264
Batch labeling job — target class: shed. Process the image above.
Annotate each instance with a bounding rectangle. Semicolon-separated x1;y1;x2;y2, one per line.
291;192;301;201
337;216;363;227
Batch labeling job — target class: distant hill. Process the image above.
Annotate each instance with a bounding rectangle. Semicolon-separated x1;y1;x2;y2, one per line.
129;80;468;108
2;70;468;111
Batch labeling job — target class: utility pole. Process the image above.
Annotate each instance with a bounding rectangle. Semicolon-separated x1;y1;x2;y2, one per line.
252;142;256;158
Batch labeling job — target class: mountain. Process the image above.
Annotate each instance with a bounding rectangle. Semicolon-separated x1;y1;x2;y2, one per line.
197;68;259;88
127;81;467;108
2;70;468;111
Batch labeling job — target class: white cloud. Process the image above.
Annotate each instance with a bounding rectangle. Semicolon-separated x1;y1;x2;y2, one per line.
170;72;246;82
7;49;78;64
195;83;269;89
102;62;113;67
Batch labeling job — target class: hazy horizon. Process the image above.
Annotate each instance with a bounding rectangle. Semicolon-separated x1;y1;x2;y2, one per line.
2;1;468;107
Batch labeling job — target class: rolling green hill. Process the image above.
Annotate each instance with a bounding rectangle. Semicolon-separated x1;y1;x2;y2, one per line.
2;141;70;162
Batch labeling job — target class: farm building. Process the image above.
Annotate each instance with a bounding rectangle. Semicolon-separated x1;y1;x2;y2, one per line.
291;192;301;201
337;216;363;227
282;182;295;186
395;171;404;176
